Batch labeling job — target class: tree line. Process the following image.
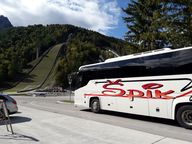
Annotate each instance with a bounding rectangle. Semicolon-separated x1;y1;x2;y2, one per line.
0;24;128;88
0;0;191;88
123;0;192;51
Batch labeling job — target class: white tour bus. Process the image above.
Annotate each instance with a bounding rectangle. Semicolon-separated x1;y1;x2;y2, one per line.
74;47;192;129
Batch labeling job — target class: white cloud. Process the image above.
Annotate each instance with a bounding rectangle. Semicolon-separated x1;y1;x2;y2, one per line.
0;0;121;34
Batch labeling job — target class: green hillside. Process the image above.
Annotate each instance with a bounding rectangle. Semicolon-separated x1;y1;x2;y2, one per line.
0;24;130;91
4;44;62;92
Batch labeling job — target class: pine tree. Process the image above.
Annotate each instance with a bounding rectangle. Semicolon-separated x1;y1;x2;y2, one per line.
123;0;168;51
166;0;192;48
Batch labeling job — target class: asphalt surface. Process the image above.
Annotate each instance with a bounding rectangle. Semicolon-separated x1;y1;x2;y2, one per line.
0;95;192;143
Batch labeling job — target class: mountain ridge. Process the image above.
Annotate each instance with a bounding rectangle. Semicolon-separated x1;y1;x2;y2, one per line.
0;15;13;30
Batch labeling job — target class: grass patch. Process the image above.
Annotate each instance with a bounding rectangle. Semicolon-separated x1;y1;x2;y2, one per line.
4;44;62;92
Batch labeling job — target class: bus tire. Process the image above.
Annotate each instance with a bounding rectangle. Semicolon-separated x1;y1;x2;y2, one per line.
91;98;100;113
176;105;192;129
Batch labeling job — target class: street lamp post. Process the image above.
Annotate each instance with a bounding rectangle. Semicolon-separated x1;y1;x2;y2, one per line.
68;74;72;101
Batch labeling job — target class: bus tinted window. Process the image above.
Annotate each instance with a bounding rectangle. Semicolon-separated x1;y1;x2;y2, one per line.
142;48;192;75
78;48;192;88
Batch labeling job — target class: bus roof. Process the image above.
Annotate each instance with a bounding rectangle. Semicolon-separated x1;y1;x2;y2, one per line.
79;46;192;71
105;48;171;62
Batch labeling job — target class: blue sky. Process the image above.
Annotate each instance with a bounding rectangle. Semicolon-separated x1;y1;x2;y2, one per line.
108;0;129;39
0;0;130;40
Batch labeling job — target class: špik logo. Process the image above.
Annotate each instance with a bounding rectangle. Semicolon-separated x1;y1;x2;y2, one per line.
85;79;192;100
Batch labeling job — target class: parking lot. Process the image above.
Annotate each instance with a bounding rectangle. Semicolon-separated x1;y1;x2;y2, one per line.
0;96;192;144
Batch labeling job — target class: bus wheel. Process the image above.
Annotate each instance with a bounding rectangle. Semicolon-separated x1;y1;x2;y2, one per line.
176;105;192;129
91;98;100;113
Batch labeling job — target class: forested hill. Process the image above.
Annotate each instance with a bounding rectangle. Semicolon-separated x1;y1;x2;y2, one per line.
0;24;130;88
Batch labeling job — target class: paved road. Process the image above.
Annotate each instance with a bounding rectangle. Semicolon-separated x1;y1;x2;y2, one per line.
0;96;192;144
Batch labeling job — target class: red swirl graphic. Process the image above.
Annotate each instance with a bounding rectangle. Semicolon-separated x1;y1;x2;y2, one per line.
142;83;163;89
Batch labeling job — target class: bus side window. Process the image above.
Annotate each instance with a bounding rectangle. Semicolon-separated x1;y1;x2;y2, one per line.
142;52;174;76
174;50;192;74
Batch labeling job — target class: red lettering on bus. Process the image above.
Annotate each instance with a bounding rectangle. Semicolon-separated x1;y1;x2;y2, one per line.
102;80;126;96
146;90;152;98
84;80;192;100
126;89;144;100
142;83;163;89
154;90;174;99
